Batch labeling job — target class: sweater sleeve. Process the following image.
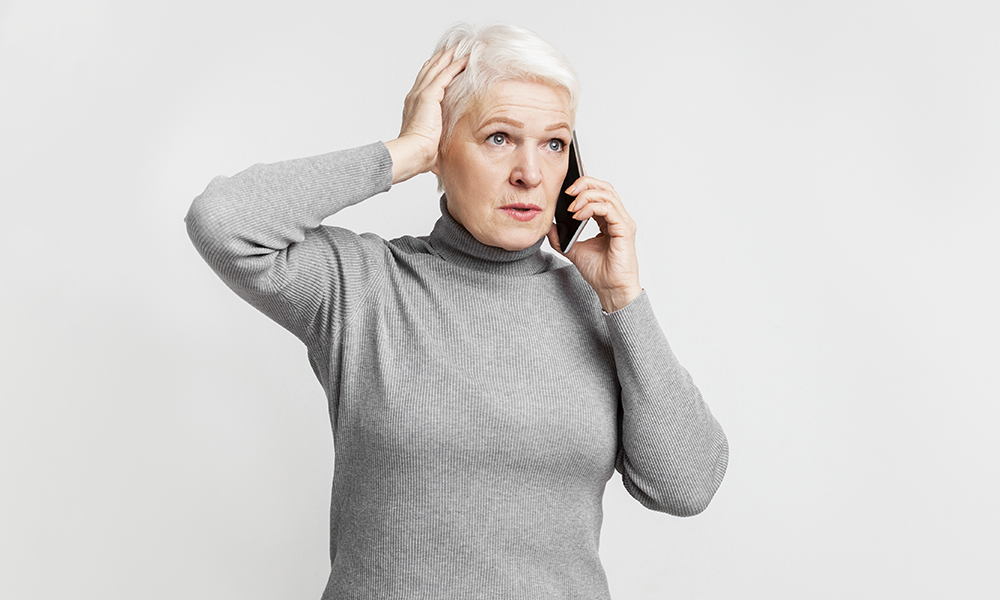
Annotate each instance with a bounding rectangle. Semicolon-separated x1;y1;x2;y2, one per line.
184;142;394;347
605;291;729;516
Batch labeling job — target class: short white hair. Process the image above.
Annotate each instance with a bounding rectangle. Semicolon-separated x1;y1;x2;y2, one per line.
433;23;581;146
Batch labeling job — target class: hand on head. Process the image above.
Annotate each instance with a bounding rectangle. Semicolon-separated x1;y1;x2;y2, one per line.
387;29;642;313
385;47;468;184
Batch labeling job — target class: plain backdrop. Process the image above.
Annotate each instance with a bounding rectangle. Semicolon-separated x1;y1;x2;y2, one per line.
2;1;998;598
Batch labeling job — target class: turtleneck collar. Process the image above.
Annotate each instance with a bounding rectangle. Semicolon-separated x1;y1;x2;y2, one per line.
428;196;552;276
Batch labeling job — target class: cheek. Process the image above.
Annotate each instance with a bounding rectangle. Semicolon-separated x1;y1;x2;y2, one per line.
546;162;568;194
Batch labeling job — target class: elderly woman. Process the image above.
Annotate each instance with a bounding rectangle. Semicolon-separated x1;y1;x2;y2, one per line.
187;23;727;599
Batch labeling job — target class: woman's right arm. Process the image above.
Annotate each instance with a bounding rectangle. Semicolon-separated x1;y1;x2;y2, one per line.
186;46;468;344
185;143;393;343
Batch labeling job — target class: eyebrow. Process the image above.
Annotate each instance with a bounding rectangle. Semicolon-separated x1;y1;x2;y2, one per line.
476;116;572;135
477;116;525;131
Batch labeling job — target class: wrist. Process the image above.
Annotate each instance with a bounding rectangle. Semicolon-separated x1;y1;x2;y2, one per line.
385;135;436;184
597;283;643;313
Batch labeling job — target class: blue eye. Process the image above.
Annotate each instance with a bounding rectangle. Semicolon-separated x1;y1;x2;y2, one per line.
548;139;565;152
489;133;506;145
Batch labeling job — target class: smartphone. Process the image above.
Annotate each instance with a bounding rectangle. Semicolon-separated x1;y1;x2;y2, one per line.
554;131;587;253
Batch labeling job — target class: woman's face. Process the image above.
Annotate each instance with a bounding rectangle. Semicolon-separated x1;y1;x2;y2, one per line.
434;79;572;251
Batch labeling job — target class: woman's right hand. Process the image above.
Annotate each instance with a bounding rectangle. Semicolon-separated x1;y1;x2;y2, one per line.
385;46;468;184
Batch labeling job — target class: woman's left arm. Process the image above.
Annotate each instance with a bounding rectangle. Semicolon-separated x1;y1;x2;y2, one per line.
605;293;729;516
548;178;729;516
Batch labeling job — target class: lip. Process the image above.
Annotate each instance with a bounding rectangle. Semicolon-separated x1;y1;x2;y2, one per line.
499;203;543;222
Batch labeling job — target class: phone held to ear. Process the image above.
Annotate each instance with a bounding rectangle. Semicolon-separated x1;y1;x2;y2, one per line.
554;131;587;253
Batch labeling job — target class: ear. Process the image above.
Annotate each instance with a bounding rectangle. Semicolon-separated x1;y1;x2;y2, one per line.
430;139;447;177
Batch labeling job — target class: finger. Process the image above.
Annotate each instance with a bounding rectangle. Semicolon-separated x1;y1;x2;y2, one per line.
406;54;466;119
567;187;621;213
408;47;449;98
412;46;461;95
573;199;620;224
402;54;468;135
566;175;614;196
567;177;622;212
427;52;469;92
572;200;636;238
414;46;454;84
568;181;634;224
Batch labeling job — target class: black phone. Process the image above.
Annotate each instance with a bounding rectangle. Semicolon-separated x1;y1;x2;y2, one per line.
554;131;587;253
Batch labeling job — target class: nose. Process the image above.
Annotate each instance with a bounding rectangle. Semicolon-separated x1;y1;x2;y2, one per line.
509;146;543;188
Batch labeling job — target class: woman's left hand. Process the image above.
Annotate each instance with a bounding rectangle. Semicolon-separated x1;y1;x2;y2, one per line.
547;177;643;313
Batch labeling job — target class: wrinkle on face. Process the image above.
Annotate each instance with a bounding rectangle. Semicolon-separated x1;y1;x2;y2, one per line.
435;80;572;251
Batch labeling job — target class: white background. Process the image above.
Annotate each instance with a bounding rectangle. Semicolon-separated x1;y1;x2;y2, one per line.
2;1;998;598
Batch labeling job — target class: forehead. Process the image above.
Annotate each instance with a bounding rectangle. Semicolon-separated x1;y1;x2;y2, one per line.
469;79;572;129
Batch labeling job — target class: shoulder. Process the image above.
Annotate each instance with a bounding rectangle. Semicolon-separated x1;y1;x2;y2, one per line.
306;229;442;272
312;225;393;256
386;233;435;256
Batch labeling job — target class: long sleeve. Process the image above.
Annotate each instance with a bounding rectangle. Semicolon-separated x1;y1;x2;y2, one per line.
184;142;394;347
605;291;729;516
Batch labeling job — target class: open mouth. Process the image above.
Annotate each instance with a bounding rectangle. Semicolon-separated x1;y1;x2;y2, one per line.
500;203;542;222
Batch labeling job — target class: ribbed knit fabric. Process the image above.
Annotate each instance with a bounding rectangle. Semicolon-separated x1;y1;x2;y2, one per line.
186;142;728;599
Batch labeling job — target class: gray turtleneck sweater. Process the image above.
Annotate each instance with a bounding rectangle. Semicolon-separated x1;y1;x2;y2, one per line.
186;141;728;599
